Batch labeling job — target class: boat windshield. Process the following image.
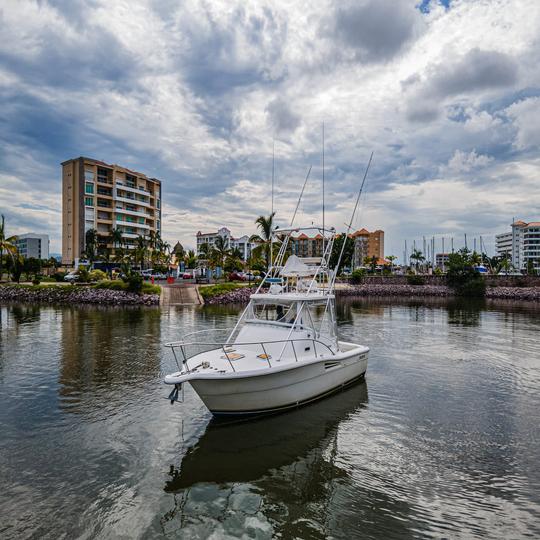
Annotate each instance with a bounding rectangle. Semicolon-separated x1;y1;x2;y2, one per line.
250;302;298;324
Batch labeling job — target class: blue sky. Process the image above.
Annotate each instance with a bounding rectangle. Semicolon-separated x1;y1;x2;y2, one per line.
1;0;539;261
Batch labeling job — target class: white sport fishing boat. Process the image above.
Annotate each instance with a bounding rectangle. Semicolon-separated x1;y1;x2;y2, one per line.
164;225;369;415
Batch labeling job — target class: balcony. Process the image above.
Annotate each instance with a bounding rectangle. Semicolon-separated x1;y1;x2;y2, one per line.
115;194;152;208
121;232;139;239
97;177;113;185
116;181;151;196
116;219;150;230
114;207;152;219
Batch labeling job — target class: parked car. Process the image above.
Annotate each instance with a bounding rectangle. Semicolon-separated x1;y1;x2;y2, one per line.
151;272;167;280
498;270;522;276
64;272;80;282
182;272;193;279
228;271;246;281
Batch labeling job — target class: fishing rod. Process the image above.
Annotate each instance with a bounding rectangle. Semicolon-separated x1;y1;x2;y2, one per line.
330;152;374;289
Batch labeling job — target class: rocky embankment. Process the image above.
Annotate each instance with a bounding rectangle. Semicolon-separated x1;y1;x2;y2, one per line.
202;284;540;304
0;285;159;306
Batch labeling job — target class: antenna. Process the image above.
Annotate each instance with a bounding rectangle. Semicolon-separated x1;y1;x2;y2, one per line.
271;138;275;216
332;152;374;285
290;165;312;227
322;122;325;255
270;139;275;268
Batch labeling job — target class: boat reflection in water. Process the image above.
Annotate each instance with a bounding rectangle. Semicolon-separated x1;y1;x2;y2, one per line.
161;381;368;538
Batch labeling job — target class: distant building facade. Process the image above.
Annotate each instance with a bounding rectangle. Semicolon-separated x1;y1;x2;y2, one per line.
435;253;450;269
62;157;162;265
14;233;50;259
351;229;384;268
290;233;324;258
196;227;253;261
496;220;540;270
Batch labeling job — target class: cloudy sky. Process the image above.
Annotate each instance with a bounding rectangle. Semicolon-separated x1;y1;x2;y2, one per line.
1;0;539;260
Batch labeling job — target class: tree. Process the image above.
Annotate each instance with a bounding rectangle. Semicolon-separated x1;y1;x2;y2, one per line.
109;228;123;251
250;213;276;270
211;235;230;270
329;234;354;273
409;249;425;273
0;214;18;281
84;228;98;264
135;235;147;269
198;242;210;259
386;255;397;273
446;247;486;296
185;249;197;269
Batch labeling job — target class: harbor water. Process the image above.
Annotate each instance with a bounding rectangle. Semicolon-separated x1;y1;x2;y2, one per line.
0;298;539;539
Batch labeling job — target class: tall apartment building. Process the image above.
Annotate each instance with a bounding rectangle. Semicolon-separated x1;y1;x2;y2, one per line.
62;157;162;265
196;227;253;261
14;233;50;259
496;220;540;270
351;228;384;268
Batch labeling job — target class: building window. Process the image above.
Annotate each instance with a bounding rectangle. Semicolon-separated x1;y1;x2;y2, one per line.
85;197;94;206
85;182;94;194
85;170;95;181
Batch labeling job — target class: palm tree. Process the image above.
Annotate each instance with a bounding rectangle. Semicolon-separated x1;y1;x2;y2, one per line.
185;249;197;269
84;228;98;264
0;214;18;281
198;242;210;259
109;228;123;252
135;235;147;269
250;212;276;270
409;249;425;273
386;255;397;273
212;235;230;270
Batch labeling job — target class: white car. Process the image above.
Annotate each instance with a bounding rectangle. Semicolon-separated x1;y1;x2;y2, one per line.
64;272;80;282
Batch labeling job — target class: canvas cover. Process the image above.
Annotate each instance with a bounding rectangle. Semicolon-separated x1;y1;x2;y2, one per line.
280;255;313;277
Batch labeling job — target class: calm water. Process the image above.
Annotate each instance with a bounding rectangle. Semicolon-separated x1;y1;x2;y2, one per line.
1;298;540;539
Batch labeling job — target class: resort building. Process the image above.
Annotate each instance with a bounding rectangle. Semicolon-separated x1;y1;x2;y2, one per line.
496;220;540;271
196;228;253;261
290;233;324;258
61;157;162;265
350;229;385;269
14;233;50;260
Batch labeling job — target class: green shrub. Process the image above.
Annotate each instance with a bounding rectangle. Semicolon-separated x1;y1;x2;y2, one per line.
88;269;108;282
39;276;56;282
52;272;66;282
32;277;41;285
351;268;366;284
199;282;242;299
407;274;426;285
93;280;127;291
123;272;143;293
77;267;90;282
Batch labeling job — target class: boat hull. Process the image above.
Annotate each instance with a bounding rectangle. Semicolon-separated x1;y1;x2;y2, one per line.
189;346;368;415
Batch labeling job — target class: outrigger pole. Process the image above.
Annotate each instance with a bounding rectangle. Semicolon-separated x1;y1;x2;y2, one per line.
330;152;374;290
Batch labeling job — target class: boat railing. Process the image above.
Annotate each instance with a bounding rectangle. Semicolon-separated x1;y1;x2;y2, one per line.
165;337;336;373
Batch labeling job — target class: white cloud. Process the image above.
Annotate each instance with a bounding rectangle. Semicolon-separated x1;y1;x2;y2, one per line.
0;0;540;260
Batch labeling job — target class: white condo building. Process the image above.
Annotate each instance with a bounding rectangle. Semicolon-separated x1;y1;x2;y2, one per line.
14;233;50;260
196;227;254;261
495;220;540;271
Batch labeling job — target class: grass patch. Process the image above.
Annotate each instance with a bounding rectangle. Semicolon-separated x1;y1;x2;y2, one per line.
199;282;243;299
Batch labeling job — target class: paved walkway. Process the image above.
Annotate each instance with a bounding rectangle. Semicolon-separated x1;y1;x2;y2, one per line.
160;283;201;306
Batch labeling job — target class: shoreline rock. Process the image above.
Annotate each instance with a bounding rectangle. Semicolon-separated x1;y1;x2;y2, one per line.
203;284;540;304
0;285;159;306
